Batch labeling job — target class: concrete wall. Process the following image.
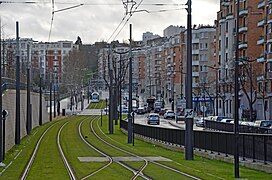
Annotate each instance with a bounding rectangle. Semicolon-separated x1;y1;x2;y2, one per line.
3;90;48;151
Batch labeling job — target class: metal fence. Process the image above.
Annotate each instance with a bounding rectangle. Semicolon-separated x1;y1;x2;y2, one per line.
205;120;272;134
120;120;272;164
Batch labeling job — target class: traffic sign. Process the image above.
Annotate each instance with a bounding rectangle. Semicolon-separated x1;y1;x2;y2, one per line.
200;106;207;112
185;109;194;118
2;109;8;119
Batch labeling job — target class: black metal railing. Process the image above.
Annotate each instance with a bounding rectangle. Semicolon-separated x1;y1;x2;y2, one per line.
120;120;272;164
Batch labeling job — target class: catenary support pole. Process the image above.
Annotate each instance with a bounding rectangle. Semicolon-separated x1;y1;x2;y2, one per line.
26;44;31;134
15;21;20;145
0;17;3;164
185;0;194;160
234;0;240;177
128;24;133;144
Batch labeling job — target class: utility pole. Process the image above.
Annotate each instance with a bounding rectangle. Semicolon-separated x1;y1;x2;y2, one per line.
234;0;240;177
185;0;194;160
15;21;20;145
0;17;3;165
128;24;133;144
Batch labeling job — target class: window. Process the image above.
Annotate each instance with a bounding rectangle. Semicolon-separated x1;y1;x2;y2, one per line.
226;37;228;48
226;22;228;32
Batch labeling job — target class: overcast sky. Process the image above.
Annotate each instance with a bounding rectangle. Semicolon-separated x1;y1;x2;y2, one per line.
0;0;219;44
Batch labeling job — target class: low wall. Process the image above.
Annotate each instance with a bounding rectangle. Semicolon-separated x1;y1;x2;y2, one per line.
3;90;48;151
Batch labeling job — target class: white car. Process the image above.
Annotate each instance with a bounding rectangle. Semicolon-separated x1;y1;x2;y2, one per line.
164;110;175;119
147;113;160;125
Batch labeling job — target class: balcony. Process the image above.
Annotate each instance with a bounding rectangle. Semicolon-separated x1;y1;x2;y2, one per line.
239;9;248;17
257;55;266;63
257;19;266;27
192;60;199;66
239;26;248;33
258;0;265;9
238;42;248;49
257;75;265;81
267;33;272;43
219;17;226;24
192;49;199;54
266;72;272;80
221;0;231;6
192;72;199;77
226;13;234;20
257;36;265;45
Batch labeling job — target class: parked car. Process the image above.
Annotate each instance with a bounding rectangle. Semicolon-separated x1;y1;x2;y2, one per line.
195;117;205;127
147;113;160;125
210;116;229;122
159;108;167;116
164;110;175;119
136;107;145;114
221;118;234;123
254;120;272;128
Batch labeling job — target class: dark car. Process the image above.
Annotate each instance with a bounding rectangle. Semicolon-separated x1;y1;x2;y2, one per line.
154;107;161;113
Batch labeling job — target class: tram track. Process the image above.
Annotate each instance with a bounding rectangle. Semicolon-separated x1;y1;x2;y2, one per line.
94;117;202;180
20;122;60;180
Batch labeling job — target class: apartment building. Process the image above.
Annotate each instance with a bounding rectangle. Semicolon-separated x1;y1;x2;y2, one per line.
217;0;263;119
181;26;216;115
32;41;75;90
1;38;35;81
162;34;181;101
257;0;272;119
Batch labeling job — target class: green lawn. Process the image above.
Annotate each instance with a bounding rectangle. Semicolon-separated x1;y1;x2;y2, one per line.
87;100;107;109
1;115;271;180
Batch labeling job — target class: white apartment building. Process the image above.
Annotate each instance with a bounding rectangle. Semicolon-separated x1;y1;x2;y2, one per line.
163;25;185;39
182;26;216;115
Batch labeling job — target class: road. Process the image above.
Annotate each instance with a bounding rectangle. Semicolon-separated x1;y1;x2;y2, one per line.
134;114;204;130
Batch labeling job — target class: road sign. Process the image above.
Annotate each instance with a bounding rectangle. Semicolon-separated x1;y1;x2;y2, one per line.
2;109;8;119
185;109;194;118
200;105;207;112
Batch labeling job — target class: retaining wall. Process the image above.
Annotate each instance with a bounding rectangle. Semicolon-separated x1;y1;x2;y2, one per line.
3;90;48;151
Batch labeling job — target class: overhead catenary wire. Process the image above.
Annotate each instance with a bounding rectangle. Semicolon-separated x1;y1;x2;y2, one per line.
0;1;185;6
111;0;144;41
